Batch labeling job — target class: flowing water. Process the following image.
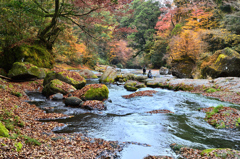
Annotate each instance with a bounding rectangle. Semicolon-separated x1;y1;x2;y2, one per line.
27;69;240;158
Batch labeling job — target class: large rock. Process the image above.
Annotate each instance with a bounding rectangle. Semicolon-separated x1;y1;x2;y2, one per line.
171;56;195;78
99;67;118;83
43;71;86;89
200;48;240;79
72;84;109;101
78;69;98;79
64;96;82;107
0;42;54;71
42;79;76;97
8;62;46;80
124;80;146;91
0;122;9;137
159;67;169;75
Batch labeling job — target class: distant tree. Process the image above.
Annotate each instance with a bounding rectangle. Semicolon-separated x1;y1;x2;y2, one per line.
119;0;162;56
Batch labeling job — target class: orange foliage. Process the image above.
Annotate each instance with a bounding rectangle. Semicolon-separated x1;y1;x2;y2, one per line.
169;30;206;62
108;40;133;66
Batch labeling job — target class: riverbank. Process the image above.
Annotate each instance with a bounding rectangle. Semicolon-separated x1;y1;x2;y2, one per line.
145;76;240;105
1;66;240;158
0;78;122;158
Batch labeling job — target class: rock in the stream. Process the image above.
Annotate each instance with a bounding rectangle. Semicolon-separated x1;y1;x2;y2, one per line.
72;84;109;101
43;71;86;89
124;80;146;91
64;96;82;107
51;93;64;100
42;79;76;97
159;67;169;75
99;67;118;83
81;100;106;110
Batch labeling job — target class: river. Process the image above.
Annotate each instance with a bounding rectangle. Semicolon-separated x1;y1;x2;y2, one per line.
27;69;240;158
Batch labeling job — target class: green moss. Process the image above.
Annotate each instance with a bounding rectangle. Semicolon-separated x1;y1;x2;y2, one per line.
11;91;22;97
217;122;226;129
83;85;109;101
206;88;217;93
0;122;10;137
23;135;41;146
14;142;23;152
238;118;240;123
215;54;227;64
201;148;225;156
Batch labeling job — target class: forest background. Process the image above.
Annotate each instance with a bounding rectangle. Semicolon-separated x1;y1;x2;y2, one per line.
0;0;239;72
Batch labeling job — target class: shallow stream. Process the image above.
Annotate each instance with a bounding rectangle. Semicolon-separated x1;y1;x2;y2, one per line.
27;69;240;158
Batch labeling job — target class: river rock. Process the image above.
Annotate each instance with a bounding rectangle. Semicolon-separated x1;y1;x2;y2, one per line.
64;96;82;107
78;69;98;79
124;80;146;91
81;100;106;110
72;84;109;101
200;48;240;79
171;55;195;78
159;67;169;75
94;65;108;72
8;62;46;80
99;67;118;83
43;70;86;89
51;93;64;100
42;79;76;97
135;75;148;82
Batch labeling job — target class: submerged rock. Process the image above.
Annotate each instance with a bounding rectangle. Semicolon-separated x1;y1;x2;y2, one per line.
51;93;64;100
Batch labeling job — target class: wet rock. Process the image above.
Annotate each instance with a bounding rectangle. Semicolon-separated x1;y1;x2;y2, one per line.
72;84;109;101
42;79;76;97
43;70;86;89
8;62;46;80
64;96;82;107
100;67;118;83
135;75;148;82
51;93;64;100
159;67;169;75
81;100;106;110
124;80;138;91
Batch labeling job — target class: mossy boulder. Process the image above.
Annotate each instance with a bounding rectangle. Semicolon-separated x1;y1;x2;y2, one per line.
78;69;98;79
43;71;86;89
42;79;76;97
99;67;118;83
0;42;54;71
135;75;148;82
94;65;108;72
0;68;7;76
72;84;109;101
124;80;146;91
0;122;9;137
171;55;195;78
8;62;46;80
200;48;240;79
